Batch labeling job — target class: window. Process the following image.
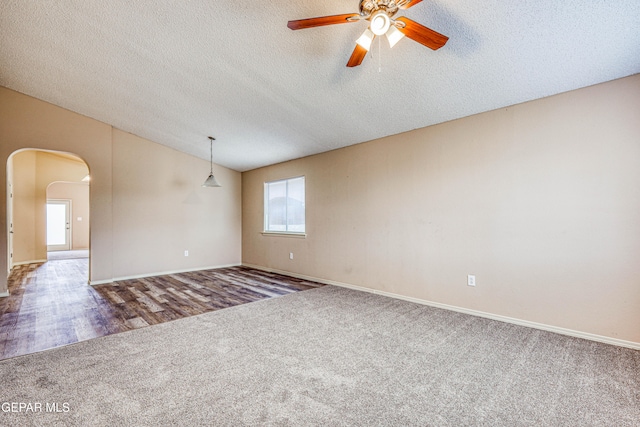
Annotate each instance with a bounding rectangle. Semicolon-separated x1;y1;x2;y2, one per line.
264;176;305;234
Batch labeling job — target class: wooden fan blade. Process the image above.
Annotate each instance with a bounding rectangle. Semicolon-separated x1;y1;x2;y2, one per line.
395;17;448;50
347;44;368;67
399;0;423;9
287;13;360;30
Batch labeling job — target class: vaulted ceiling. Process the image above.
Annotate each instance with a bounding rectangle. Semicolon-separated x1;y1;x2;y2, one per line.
1;1;639;171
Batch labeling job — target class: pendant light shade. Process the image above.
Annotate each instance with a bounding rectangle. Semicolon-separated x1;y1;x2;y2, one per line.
202;173;221;187
202;136;221;187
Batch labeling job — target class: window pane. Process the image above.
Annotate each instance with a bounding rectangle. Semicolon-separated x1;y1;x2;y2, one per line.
286;177;305;232
47;204;67;245
267;180;287;232
264;177;305;233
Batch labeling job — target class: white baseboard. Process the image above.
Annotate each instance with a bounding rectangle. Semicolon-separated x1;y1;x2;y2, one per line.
242;263;640;351
89;263;242;286
12;259;48;268
0;291;9;298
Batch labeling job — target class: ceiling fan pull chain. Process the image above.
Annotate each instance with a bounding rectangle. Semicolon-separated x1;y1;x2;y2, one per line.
378;36;382;73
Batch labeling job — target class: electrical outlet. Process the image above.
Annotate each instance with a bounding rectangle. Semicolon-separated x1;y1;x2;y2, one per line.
467;275;476;287
184;250;189;257
289;252;294;260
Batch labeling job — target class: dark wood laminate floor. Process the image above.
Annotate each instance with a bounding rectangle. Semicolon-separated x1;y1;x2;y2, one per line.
0;260;324;360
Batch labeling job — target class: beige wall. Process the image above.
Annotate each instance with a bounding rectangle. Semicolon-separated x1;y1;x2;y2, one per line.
111;129;241;278
1;86;241;292
242;75;640;344
1;86;113;286
48;182;90;250
10;151;38;263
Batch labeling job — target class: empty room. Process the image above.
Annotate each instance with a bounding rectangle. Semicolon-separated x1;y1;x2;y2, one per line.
1;1;639;426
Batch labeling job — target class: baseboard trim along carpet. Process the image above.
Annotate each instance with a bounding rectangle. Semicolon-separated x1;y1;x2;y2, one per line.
0;291;8;298
89;263;242;286
242;263;640;350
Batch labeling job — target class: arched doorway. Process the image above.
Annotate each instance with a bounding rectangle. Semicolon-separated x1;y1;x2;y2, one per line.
7;149;90;284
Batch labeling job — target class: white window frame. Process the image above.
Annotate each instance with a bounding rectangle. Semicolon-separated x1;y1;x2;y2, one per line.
263;176;306;237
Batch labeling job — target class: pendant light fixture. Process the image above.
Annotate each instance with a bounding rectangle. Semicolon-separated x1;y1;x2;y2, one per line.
202;136;221;187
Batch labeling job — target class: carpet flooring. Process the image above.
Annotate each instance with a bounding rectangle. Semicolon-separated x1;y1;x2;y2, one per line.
0;286;638;426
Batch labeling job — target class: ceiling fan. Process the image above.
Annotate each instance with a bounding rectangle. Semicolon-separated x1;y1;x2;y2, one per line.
287;0;449;67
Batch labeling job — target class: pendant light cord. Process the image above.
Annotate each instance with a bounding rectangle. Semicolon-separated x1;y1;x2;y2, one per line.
208;136;215;174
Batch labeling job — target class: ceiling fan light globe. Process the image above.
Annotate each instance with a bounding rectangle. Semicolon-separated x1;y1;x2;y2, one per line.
386;25;405;48
370;12;391;36
356;29;375;51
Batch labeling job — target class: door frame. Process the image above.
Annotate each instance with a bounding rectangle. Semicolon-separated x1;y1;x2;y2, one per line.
7;174;13;273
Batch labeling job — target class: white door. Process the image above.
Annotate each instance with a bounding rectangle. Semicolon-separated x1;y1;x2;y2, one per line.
47;200;71;251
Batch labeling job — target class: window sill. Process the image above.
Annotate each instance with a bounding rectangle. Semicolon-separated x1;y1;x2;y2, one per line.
261;232;306;239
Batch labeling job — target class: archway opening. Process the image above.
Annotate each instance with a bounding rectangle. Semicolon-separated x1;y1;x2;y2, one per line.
7;149;90;284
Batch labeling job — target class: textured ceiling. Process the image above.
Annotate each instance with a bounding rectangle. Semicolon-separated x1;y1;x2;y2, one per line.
1;1;639;171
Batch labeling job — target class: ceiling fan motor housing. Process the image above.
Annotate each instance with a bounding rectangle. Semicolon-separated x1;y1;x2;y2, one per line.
359;0;401;18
